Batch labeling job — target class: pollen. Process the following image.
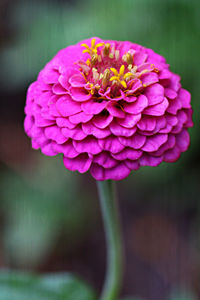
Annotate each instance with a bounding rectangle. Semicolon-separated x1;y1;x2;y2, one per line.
110;65;132;89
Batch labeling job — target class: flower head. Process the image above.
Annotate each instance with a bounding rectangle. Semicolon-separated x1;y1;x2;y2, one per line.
24;37;193;180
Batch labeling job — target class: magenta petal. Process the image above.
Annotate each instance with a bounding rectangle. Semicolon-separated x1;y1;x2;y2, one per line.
112;148;142;160
56;117;76;129
69;111;93;124
137;116;156;131
123;95;148;114
63;154;92;173
56;95;82;117
93;152;118;168
62;126;86;140
36;91;52;106
81;100;107;115
99;136;124;154
24;115;34;134
82;122;110;138
69;74;86;87
176;129;190;152
90;163;131;181
52;141;79;158
42;68;59;84
164;146;181;162
126;79;143;96
125;160;140;170
167;97;182;115
52;83;68;95
70;87;92;101
109;120;137;137
142;134;168;152
152;135;175;156
164;88;177;99
93;114;113;129
140;155;163;166
119;134;146;149
45;126;68;144
134;52;147;65
58;67;79;90
178;88;191;108
141;73;159;87
145;83;164;106
144;97;169;116
106;102;126;118
41;142;57;156
73;136;102;154
35;117;55;127
117;113;141;128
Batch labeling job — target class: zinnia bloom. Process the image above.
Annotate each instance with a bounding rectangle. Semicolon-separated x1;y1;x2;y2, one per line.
24;37;193;180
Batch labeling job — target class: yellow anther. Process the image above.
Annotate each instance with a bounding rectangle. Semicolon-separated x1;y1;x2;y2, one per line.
91;54;98;65
109;65;129;88
102;69;111;88
81;38;104;56
103;43;111;56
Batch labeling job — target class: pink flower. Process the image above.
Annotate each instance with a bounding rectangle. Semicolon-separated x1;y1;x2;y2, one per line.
24;37;193;180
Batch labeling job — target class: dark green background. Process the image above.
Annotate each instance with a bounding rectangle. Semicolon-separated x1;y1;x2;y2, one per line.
0;0;200;299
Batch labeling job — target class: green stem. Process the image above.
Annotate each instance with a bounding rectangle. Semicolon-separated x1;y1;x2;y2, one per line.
97;180;123;300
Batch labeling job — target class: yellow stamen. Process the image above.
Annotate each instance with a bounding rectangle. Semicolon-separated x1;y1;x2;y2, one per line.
81;38;104;56
103;43;111;56
109;65;129;88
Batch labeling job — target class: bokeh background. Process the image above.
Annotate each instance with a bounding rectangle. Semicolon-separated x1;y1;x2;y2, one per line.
0;0;200;299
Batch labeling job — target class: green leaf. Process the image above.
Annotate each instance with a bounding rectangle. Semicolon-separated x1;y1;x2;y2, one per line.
0;271;97;300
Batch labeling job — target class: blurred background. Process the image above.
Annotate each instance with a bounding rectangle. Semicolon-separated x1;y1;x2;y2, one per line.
0;0;200;299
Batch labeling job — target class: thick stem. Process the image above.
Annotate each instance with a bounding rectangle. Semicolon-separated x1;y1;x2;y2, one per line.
97;180;123;300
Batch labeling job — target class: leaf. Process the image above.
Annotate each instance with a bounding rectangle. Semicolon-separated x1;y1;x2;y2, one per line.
0;271;97;300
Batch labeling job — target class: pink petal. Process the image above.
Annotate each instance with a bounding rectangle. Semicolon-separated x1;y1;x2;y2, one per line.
144;97;169;116
167;97;182;115
41;68;59;84
90;163;131;181
69;74;86;87
110;120;137;137
93;114;113;129
45;126;68;144
52;141;79;158
141;72;159;87
41;142;57;156
52;83;68;95
112;148;142;160
152;134;176;156
140;155;163;166
69;111;93;124
123;95;148;114
164;88;177;99
82;122;111;138
142;134;168;152
126;79;143;96
63;154;92;173
119;134;146;149
35;117;55;127
176;129;190;152
178;88;191;109
58;67;79;90
70;87;92;101
56;117;76;129
117;113;141;128
164;146;181;162
106;102;126;118
137;116;156;131
98;136;124;154
73;136;102;154
145;83;164;106
125;160;140;170
134;52;147;65
56;95;82;117
81;100;107;115
93;152;118;168
62;126;86;141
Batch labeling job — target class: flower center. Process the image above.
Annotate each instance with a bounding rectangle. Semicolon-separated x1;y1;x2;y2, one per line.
79;38;159;99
